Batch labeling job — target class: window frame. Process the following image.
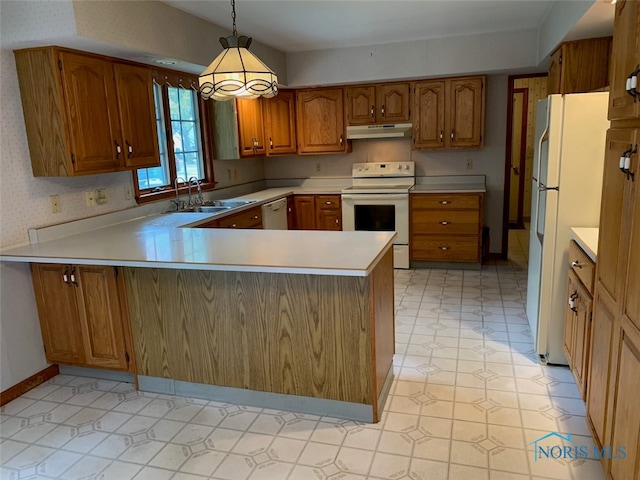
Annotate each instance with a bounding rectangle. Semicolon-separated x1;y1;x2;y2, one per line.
133;68;215;204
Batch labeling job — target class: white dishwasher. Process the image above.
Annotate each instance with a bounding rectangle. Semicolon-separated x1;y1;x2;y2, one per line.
261;198;288;229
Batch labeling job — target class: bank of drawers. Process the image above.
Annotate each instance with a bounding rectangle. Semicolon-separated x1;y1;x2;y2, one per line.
410;193;483;263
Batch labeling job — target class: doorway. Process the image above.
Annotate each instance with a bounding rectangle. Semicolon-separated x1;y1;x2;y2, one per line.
501;74;548;258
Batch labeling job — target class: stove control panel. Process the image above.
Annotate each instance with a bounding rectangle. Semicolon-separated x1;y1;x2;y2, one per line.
352;162;415;178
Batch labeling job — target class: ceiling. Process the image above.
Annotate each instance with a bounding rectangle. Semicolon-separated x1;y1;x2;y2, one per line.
163;0;613;53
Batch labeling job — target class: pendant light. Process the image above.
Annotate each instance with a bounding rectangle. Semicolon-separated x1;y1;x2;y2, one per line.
199;0;278;101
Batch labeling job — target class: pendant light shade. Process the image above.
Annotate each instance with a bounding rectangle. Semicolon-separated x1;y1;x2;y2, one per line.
199;1;278;101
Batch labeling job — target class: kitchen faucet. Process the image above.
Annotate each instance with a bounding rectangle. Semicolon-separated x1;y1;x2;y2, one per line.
172;176;186;210
188;177;204;205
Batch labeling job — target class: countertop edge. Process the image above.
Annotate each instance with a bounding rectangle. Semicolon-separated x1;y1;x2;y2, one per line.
569;227;598;262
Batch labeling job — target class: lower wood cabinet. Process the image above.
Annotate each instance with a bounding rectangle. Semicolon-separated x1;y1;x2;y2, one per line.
30;263;133;371
199;206;263;229
293;195;342;231
410;193;483;262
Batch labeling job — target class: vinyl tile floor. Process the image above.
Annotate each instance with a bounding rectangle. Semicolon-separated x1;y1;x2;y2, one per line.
1;257;605;479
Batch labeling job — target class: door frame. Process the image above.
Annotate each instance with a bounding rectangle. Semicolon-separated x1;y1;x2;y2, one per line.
509;87;529;229
501;73;548;259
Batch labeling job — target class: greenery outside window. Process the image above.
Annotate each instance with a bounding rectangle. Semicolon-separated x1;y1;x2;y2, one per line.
133;69;214;202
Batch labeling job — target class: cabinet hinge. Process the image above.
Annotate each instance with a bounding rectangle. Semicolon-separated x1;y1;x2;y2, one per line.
125;351;130;363
58;60;62;71
71;153;75;164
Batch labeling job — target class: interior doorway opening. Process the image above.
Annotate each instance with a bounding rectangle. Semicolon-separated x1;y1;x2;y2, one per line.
502;74;547;259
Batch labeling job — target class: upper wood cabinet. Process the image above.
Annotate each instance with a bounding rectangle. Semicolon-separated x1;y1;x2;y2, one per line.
547;37;612;95
345;82;410;125
608;0;640;121
296;88;349;154
236;98;266;157
30;263;133;371
413;76;485;150
14;47;160;176
263;90;297;156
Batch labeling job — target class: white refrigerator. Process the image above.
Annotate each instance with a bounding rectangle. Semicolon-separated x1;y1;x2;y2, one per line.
525;92;609;365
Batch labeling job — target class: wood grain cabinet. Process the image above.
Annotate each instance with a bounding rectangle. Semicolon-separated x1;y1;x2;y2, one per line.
30;263;133;372
296;88;349;154
14;47;159;176
263;90;297;156
563;241;595;400
410;193;483;263
293;195;342;231
345;83;411;125
200;205;263;229
547;37;612;95
413;76;485;150
608;0;640;121
236;98;266;157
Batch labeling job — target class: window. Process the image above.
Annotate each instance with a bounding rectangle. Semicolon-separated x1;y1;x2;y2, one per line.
133;69;214;201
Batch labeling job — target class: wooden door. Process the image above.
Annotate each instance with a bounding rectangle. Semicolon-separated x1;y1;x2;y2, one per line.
264;91;296;155
296;88;347;153
564;271;579;366
376;83;410;123
547;46;564;94
59;51;122;174
293;195;316;229
30;264;85;365
448;76;484;148
75;266;129;370
586;292;616;449
609;0;640;120
509;89;528;226
345;86;376;125
573;281;592;400
622;128;640;332
608;318;640;479
597;129;637;304
413;81;446;149
236;98;266;157
113;63;160;168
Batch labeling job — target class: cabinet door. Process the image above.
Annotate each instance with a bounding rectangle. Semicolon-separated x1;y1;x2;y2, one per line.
377;83;410;123
296;89;347;153
598;129;637;304
345;86;376;125
609;0;640;120
30;264;85;365
293;195;316;229
608;318;640;480
59;52;122;174
573;282;592;401
448;77;484;148
113;63;160;168
75;266;129;370
547;46;564;95
586;292;616;449
564;271;578;366
317;209;342;231
236;98;266;157
413;81;446;149
264;91;296;155
622;128;640;332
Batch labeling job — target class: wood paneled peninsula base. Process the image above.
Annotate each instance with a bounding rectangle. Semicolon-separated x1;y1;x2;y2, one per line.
125;248;395;423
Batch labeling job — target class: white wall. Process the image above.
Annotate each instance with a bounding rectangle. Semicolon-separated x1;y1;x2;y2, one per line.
265;75;508;253
537;1;595;62
0;0;276;391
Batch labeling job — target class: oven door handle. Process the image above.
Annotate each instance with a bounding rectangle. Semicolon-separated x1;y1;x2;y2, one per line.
341;194;408;201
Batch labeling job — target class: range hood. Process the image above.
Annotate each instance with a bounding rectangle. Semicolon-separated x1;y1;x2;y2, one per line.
346;123;412;140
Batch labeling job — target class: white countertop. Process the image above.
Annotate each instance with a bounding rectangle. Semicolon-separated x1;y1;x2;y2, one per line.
1;187;396;276
569;227;599;262
412;175;487;193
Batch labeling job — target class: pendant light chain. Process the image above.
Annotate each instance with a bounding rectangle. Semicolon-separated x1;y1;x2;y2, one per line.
231;0;237;37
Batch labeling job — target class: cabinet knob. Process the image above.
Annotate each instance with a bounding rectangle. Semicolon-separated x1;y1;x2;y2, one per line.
325;201;332;205
339;135;343;146
571;260;583;269
252;215;258;220
440;221;449;225
70;267;78;287
439;201;451;205
114;141;122;159
450;130;455;141
269;138;273;149
381;105;385;117
370;106;375;119
231;223;237;228
439;131;443;143
439;246;450;250
63;266;70;286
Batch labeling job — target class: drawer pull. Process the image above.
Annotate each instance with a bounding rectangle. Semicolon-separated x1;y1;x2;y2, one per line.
231;223;237;228
569;291;578;312
439;246;450;250
325;201;332;205
63;267;70;286
571;260;583;269
252;215;258;220
439;201;451;205
440;221;450;225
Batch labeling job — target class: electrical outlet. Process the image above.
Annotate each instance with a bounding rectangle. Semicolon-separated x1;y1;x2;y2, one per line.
96;188;108;205
85;191;96;207
316;162;321;173
466;159;473;170
50;195;61;213
123;184;133;200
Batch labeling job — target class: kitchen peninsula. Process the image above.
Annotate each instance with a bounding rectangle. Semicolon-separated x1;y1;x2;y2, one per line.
0;209;396;423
